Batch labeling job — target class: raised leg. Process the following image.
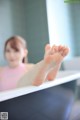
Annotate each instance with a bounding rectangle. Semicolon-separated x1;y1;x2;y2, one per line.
17;44;69;87
46;45;69;81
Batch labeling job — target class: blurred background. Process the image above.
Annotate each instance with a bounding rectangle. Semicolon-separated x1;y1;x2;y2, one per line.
0;0;80;65
0;0;80;119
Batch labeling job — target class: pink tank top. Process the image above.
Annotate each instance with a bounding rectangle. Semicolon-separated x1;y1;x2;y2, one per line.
0;63;26;91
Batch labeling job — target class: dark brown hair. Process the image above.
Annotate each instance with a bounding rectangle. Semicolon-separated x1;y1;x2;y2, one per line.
4;36;28;63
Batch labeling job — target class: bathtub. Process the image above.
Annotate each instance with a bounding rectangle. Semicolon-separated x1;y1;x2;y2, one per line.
0;70;80;120
0;70;80;102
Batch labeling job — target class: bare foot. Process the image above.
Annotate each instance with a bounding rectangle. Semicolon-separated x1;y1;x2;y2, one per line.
58;45;69;57
44;44;69;65
32;44;57;86
32;44;69;86
45;45;69;81
44;44;68;67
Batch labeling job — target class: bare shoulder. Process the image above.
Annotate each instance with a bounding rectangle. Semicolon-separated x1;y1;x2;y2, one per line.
25;63;35;71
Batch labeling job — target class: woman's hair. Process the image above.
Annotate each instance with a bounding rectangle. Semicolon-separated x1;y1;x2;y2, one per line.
4;36;28;63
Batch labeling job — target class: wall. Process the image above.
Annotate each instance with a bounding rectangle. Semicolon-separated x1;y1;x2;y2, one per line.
25;0;49;63
0;0;13;66
46;0;75;59
69;4;80;56
10;0;27;38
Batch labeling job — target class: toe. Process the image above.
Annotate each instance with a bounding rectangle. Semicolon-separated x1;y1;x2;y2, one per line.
45;44;51;51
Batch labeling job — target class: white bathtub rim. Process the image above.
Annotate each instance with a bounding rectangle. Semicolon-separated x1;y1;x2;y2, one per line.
0;70;80;102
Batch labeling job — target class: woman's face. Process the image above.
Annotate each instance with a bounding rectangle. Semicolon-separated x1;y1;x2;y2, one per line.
5;43;27;68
